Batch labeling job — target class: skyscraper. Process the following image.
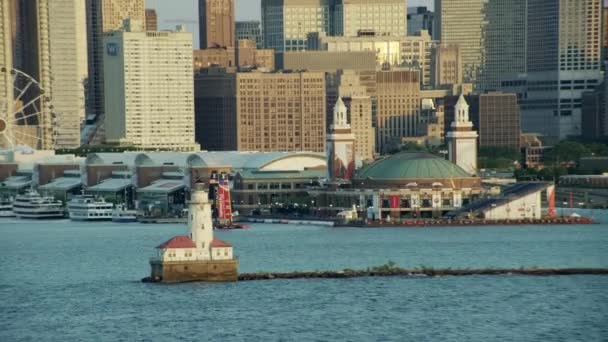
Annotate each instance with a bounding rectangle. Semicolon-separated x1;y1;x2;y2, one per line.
376;70;421;153
145;8;157;31
8;0;87;149
199;0;235;48
434;0;527;90
262;0;407;52
334;0;406;37
86;0;145;120
47;0;89;148
195;69;326;152
509;0;603;138
103;22;198;151
407;6;434;36
236;20;263;48
262;0;333;52
0;0;13;120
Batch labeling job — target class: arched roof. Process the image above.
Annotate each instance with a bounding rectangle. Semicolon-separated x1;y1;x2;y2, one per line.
85;153;154;166
144;152;206;167
355;152;472;180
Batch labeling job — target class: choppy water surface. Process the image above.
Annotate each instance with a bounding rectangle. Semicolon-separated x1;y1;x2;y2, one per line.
1;209;607;341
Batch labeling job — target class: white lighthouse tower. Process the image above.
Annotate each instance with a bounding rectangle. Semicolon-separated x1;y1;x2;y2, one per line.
189;187;214;259
327;97;356;181
447;94;478;175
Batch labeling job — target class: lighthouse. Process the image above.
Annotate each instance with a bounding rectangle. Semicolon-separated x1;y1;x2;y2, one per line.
149;184;238;283
447;94;478;176
327;97;356;182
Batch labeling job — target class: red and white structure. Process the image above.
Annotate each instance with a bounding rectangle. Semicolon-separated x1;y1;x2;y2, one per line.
447;94;478;176
326;98;356;182
155;186;234;262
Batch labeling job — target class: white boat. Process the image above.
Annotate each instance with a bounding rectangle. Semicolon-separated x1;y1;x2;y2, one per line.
13;190;64;219
112;203;138;223
67;194;113;221
0;197;15;217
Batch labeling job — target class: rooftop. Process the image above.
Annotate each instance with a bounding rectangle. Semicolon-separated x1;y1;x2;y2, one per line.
156;236;196;249
355;152;472;181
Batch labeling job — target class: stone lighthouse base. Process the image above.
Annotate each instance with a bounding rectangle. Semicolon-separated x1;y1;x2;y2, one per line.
149;259;239;283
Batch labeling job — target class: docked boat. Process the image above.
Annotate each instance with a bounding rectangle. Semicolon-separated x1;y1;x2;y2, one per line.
112;203;138;223
0;197;15;217
67;194;113;221
13;190;64;219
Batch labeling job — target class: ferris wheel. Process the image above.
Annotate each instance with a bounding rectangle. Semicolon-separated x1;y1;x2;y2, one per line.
0;66;55;150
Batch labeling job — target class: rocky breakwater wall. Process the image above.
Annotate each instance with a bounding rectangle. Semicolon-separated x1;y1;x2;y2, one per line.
238;263;608;281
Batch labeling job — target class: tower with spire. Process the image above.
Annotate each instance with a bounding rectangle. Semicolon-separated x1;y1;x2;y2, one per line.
447;94;478;175
327;97;356;182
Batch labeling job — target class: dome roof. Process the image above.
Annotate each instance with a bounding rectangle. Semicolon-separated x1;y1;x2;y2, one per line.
355;152;472;180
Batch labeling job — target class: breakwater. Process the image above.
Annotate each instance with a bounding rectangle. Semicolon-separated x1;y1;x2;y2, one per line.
237;265;608;281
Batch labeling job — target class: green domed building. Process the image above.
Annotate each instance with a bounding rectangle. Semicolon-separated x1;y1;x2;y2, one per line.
311;152;483;220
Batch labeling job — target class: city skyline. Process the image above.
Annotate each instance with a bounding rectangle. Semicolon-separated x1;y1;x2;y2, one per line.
150;0;432;48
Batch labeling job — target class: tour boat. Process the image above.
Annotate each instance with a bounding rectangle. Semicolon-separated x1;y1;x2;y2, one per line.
0;197;15;217
67;194;113;221
13;190;65;219
112;203;138;223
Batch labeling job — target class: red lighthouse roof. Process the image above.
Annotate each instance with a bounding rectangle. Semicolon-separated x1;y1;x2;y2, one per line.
210;238;232;248
156;236;196;249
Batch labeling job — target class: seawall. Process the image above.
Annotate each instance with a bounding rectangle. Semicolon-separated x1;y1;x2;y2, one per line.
237;267;608;281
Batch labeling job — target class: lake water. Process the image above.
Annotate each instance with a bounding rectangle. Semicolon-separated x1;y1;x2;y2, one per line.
1;209;607;341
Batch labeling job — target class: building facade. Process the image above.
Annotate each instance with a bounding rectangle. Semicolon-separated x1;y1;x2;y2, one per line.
199;0;235;48
103;23;198;151
434;0;527;91
262;0;333;52
430;43;462;87
334;0;406;38
0;0;13;139
195;69;326;152
376;69;421;154
262;0;406;52
308;31;435;87
145;8;157;31
407;6;434;36
86;0;145;120
236;20;263;48
504;0;603;139
48;0;89;148
469;92;521;149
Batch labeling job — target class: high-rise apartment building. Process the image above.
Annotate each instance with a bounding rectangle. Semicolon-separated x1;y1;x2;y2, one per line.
334;0;406;37
199;0;235;48
103;23;198;151
236;20;263;48
145;8;157;31
376;70;421;153
195;69;326;152
48;0;89;148
504;0;603;139
86;0;145;119
308;31;435;87
434;0;527;90
407;6;434;36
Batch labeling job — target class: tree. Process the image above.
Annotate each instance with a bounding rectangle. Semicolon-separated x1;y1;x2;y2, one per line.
544;141;590;165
